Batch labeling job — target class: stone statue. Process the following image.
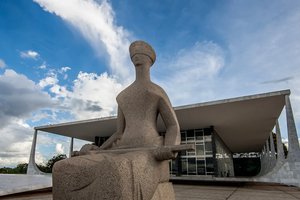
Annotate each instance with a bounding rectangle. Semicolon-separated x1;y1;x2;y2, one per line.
52;41;193;200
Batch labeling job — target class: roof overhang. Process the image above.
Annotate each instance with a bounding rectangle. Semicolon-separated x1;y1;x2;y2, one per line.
35;90;290;153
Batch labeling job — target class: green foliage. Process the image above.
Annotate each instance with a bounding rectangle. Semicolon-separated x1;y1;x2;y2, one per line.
0;163;28;174
38;154;67;173
0;154;67;174
272;132;288;158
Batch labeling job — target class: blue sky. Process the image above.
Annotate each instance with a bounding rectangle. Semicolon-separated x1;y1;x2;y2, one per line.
1;0;300;167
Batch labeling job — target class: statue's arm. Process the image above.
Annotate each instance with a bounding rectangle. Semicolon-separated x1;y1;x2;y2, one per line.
99;107;125;150
158;93;180;146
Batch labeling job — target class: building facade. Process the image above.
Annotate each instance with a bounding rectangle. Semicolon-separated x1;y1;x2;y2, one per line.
27;90;300;187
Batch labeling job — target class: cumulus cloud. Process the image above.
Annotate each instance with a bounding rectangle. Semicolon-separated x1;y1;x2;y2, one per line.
39;75;59;88
55;143;65;154
20;50;40;59
34;0;133;83
0;58;6;68
0;120;45;167
0;69;54;128
0;69;57;167
61;71;123;119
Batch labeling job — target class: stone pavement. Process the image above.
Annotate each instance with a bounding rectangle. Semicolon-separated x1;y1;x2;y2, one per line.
1;183;300;200
0;174;52;196
174;183;300;200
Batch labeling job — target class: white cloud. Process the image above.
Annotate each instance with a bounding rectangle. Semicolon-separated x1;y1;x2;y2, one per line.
155;41;225;106
20;50;40;59
0;58;6;68
210;1;300;137
0;69;57;167
62;71;123;119
38;63;47;69
34;0;133;83
55;143;65;155
0;120;46;167
60;66;71;72
39;75;59;88
0;69;54;128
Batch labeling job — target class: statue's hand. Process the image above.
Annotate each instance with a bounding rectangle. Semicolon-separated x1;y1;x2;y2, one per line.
74;144;100;156
154;146;177;161
99;133;122;150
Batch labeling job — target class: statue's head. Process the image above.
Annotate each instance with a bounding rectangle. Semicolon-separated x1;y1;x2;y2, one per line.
129;40;156;66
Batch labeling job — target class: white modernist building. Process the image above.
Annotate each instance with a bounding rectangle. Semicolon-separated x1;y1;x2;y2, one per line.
27;89;300;187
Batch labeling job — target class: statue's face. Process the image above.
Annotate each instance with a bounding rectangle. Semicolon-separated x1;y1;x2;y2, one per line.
132;54;152;67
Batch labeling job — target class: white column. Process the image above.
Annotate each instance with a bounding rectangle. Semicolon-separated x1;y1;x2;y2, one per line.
27;129;44;174
69;137;74;158
270;132;276;159
285;95;300;162
269;132;276;169
275;120;285;162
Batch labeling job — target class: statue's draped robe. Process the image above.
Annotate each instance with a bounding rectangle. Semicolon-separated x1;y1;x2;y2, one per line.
53;150;170;200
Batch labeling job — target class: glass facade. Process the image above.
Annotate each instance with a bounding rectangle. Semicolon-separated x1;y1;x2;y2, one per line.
170;128;215;176
99;127;235;177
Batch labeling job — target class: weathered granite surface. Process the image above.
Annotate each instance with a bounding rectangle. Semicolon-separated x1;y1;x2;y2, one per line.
52;41;183;200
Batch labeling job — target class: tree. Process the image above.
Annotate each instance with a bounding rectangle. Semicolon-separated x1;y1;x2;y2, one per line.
38;154;67;173
0;154;67;174
272;132;288;158
0;163;28;174
14;163;28;174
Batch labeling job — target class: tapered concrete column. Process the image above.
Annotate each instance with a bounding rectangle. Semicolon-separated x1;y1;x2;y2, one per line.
258;145;266;176
260;142;270;176
275;120;285;162
285;95;300;162
270;132;276;158
69;137;74;158
266;139;270;158
27;129;44;174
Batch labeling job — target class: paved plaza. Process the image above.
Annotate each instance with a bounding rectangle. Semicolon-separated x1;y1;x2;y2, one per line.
1;183;300;200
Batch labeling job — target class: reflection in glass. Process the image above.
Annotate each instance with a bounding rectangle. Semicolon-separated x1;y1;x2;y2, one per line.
195;130;203;141
206;157;214;173
181;158;187;175
196;144;204;155
197;159;205;175
188;158;196;175
205;142;212;152
187;130;194;137
174;128;215;176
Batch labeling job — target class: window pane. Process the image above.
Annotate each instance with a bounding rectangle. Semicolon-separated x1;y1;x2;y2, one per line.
187;130;194;138
181;131;186;142
206;157;214;173
204;135;212;142
181;158;187;175
188;158;196;175
205;142;212;152
204;128;211;136
196;144;204;156
197;159;205;175
171;160;177;174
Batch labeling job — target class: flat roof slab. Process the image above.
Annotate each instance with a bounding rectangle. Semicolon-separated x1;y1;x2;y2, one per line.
35;90;289;153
